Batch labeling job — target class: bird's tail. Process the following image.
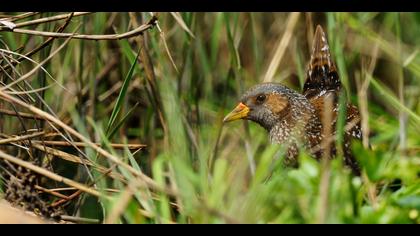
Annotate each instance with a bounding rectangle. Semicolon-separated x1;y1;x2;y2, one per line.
303;25;341;98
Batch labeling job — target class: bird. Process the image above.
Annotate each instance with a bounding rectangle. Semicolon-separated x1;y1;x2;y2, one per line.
223;25;362;175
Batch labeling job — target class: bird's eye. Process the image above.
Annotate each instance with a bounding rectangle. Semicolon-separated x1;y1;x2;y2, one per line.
256;94;266;103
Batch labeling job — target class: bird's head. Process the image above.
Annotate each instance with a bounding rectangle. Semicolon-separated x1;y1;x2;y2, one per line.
223;83;298;131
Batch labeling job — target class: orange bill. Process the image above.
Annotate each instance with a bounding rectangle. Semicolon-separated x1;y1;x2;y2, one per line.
223;102;250;123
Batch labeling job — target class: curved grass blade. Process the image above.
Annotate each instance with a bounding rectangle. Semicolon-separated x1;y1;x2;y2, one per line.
108;102;139;140
106;48;141;136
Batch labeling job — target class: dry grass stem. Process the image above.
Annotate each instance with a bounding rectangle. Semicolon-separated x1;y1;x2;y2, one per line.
0;12;91;31
263;12;300;82
6;16;157;41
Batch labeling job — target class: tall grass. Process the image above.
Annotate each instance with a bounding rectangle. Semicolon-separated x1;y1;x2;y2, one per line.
0;12;419;224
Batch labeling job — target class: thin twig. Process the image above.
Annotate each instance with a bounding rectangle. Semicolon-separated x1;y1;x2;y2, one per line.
26;142;127;182
49;187;120;193
60;215;100;224
34;185;70;200
151;13;179;74
6;84;54;95
7;16;157;41
0;12;75;72
0;131;45;144
0;32;74;92
0;12;40;22
51;163;124;208
0;12;91;31
0;131;145;149
31;143;94;166
30;140;146;150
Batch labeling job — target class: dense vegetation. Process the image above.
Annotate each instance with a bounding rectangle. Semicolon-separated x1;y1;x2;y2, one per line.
0;12;419;224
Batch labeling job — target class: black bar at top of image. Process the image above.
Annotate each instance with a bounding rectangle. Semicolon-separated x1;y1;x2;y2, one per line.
1;0;419;12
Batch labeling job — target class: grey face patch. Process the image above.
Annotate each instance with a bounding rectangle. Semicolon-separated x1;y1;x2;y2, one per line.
239;83;291;130
239;83;317;135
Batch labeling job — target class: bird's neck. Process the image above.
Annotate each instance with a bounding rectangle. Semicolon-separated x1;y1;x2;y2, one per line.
269;113;305;144
269;99;322;149
269;118;295;143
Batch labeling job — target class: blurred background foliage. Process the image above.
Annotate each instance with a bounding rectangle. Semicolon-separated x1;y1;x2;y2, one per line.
0;12;419;223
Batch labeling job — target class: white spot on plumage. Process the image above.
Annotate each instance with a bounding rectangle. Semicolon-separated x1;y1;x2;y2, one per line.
318;90;326;97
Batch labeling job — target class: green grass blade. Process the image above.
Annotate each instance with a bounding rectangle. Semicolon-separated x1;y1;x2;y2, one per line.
106;48;141;136
370;76;420;125
108;102;139;140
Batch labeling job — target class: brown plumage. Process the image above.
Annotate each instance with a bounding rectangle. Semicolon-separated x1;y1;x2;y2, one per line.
223;25;362;175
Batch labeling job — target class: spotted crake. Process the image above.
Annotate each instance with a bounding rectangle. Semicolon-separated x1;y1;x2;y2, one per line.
224;25;362;175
